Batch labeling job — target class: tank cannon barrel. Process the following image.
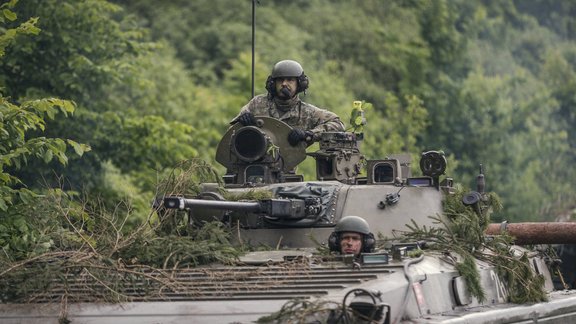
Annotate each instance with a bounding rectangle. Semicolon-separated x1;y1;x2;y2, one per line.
163;196;307;219
486;222;576;244
164;196;263;212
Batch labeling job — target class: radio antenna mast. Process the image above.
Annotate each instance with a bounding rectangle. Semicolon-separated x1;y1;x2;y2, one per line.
251;0;259;98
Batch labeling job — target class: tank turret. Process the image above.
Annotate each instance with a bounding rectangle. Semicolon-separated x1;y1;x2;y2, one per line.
163;117;450;245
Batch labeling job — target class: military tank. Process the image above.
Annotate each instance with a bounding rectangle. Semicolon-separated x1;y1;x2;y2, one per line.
3;116;576;324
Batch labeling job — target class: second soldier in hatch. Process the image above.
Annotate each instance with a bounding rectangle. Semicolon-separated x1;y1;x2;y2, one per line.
231;59;345;146
329;216;376;258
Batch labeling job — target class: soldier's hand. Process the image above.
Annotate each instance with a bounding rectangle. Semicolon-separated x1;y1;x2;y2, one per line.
288;128;313;146
236;112;257;126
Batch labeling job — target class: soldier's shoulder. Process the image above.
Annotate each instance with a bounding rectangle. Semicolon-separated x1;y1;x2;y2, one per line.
247;94;271;107
253;94;270;102
301;100;337;116
300;100;323;111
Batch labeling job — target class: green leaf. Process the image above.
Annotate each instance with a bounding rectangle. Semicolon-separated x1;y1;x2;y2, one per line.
14;217;28;233
43;149;53;163
18;189;36;205
2;9;16;21
67;139;90;156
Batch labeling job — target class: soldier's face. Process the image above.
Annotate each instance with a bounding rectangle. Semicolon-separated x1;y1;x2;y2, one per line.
275;77;297;99
340;232;363;256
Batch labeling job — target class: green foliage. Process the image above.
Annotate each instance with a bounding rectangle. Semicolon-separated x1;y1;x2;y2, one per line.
153;159;222;235
1;214;241;303
2;1;140;98
156;159;221;198
0;96;90;219
117;222;240;269
118;222;240;268
454;254;485;302
442;185;503;235
515;0;576;41
492;250;547;303
0;0;40;56
419;0;468;72
100;115;197;181
362;92;428;160
0;0;211;223
223;189;274;202
0;3;91;269
152;159;274;235
347;100;370;134
0;79;89;212
0;189;90;262
0;210;53;259
257;298;343;324
1;172;240;302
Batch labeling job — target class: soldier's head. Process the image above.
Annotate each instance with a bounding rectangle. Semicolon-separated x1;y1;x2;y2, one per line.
265;60;309;99
328;216;375;256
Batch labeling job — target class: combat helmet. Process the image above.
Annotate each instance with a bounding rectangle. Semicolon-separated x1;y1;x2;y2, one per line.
265;60;309;95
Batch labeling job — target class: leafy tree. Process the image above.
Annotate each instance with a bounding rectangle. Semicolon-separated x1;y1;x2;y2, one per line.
0;0;89;260
0;1;89;209
363;93;428;161
0;0;205;216
515;0;576;41
115;0;255;84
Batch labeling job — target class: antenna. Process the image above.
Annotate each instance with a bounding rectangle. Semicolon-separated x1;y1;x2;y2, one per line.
251;0;259;99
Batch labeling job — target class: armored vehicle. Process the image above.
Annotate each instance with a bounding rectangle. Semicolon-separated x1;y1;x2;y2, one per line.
2;116;576;323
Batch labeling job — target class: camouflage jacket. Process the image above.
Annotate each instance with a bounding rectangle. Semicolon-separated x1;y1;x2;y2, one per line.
232;94;345;139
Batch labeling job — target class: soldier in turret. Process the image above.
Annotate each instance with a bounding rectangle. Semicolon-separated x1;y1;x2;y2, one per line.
329;216;375;257
231;59;345;146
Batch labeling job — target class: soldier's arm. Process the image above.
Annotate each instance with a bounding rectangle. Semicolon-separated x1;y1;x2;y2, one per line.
231;95;271;124
309;109;345;136
230;101;254;124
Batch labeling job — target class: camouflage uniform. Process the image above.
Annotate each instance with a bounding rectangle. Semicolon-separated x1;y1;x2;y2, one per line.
233;94;345;140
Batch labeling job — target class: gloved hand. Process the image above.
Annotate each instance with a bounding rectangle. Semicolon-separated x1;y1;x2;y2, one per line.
236;112;257;126
288;128;313;146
